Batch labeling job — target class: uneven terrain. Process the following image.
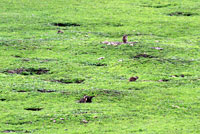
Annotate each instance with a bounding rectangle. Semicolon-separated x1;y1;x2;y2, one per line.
0;0;200;133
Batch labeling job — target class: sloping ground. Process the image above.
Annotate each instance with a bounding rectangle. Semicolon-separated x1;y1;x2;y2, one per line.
0;0;200;133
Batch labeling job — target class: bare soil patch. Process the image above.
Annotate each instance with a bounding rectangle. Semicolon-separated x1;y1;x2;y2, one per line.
4;68;49;75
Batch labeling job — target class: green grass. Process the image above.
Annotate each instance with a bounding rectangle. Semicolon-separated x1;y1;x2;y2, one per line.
0;0;200;133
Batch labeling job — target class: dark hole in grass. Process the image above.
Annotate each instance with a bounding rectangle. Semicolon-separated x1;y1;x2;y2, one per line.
25;108;42;111
52;78;85;84
95;63;107;66
134;54;156;58
152;5;168;8
4;68;49;75
19;121;32;125
0;98;6;101
85;62;107;66
37;89;56;93
168;12;195;16
52;22;81;27
171;74;185;78
128;88;141;90
17;90;27;92
159;79;169;82
12;89;28;92
13;55;21;58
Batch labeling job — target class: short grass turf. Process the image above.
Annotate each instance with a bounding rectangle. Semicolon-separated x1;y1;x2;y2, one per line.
0;0;200;133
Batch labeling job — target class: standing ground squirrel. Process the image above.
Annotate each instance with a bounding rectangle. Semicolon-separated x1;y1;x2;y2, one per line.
122;35;128;43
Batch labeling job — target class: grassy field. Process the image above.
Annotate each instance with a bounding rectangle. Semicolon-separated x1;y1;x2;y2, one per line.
0;0;200;133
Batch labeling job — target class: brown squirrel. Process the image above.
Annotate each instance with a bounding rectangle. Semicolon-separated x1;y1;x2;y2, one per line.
79;95;95;103
122;35;128;43
129;76;139;82
84;95;95;103
79;96;87;103
57;30;64;34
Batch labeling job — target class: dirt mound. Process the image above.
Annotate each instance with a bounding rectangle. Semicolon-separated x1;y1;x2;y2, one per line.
4;68;49;75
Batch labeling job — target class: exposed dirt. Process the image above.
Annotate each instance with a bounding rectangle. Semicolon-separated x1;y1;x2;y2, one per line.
102;41;137;46
4;68;49;75
102;35;137;46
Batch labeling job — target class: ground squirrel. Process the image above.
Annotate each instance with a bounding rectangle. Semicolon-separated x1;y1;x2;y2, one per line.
122;35;128;43
79;95;95;103
129;76;139;82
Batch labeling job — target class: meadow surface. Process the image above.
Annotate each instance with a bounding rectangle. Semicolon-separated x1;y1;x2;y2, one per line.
0;0;200;133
